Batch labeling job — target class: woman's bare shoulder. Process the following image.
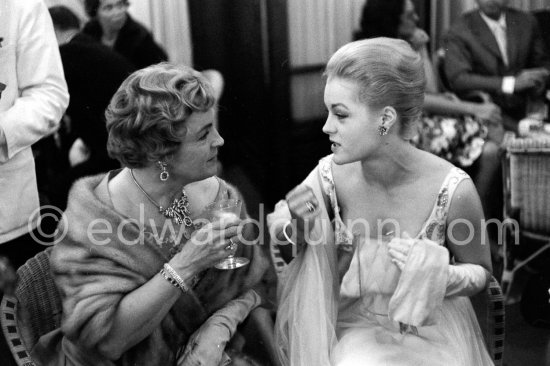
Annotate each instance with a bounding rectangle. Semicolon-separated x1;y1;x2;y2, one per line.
416;148;456;179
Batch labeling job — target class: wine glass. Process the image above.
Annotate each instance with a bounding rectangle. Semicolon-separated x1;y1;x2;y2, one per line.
204;198;250;270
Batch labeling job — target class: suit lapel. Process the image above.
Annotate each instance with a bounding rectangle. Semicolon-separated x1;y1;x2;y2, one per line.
470;11;505;64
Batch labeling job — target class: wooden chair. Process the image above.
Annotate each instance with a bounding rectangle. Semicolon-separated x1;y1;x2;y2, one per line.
501;137;550;300
0;248;61;366
270;243;505;365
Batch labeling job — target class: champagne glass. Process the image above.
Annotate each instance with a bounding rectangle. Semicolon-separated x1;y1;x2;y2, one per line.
205;199;250;270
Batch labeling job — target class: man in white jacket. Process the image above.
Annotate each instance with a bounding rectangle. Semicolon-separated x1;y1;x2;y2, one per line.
0;0;69;269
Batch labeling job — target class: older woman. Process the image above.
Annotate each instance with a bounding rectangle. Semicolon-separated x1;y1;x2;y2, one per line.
82;0;167;69
32;63;268;366
269;38;493;365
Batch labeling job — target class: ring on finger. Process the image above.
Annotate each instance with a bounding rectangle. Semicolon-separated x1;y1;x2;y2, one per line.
305;201;315;213
225;237;237;251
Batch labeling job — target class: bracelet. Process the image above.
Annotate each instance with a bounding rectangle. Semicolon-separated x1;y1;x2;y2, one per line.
160;268;181;291
162;263;190;293
282;221;296;245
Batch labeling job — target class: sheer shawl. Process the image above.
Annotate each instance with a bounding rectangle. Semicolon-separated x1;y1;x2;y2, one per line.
267;167;339;366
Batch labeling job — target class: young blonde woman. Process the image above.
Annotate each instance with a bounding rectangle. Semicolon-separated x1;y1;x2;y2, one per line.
269;38;493;366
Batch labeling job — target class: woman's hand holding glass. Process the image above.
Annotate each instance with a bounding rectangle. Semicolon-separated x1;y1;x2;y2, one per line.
204;199;249;269
169;214;242;276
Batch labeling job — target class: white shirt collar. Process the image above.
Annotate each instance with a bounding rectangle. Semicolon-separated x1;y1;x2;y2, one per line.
479;11;506;31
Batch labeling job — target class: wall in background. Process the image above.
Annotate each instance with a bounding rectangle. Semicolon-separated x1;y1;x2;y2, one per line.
43;0;549;124
188;0;291;206
44;0;194;66
287;0;364;122
128;0;193;67
289;0;550;123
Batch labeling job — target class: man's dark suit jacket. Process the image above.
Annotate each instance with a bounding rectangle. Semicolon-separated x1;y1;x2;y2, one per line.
83;15;168;70
443;7;550;121
59;32;135;173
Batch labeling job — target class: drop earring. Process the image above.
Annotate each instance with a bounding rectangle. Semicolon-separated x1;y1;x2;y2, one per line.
158;161;169;181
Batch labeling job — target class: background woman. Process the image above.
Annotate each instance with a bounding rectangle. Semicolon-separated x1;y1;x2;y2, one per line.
32;63;268;366
83;0;168;69
359;0;505;235
269;38;493;365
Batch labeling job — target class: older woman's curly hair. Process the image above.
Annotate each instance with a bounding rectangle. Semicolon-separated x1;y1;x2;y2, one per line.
106;63;216;168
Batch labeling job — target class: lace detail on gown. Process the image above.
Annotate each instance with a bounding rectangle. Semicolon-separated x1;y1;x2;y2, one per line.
317;155;493;366
319;154;469;246
319;155;353;245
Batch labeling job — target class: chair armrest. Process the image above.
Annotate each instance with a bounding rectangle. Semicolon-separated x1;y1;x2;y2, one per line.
486;277;505;366
1;295;36;366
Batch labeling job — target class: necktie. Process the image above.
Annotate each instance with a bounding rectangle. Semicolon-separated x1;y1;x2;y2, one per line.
493;23;508;66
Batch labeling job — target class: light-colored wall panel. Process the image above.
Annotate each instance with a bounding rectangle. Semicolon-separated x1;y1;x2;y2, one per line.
291;72;327;122
288;0;361;68
128;0;193;67
508;0;548;11
288;0;361;121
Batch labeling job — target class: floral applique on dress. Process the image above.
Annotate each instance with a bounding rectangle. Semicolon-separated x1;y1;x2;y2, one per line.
319;155;353;245
319;154;469;248
419;169;469;245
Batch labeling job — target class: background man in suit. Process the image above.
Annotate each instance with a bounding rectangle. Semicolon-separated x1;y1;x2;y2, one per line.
48;5;135;209
444;0;550;131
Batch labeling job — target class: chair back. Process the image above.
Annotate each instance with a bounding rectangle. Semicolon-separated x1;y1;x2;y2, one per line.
1;247;62;366
470;276;505;366
505;137;550;235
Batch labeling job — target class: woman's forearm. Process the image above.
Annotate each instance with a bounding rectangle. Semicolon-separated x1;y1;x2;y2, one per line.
423;93;476;117
445;263;490;297
96;271;192;360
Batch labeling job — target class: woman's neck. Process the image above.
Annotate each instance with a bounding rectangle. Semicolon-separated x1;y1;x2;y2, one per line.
101;31;118;47
130;167;191;210
359;137;418;189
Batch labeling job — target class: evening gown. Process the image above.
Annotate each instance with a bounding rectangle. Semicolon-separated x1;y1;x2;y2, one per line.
315;155;493;366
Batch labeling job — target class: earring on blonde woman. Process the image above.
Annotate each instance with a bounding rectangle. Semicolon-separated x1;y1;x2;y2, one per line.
378;125;388;136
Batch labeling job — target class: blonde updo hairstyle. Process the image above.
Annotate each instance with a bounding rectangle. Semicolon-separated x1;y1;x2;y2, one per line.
324;37;425;139
106;63;215;168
